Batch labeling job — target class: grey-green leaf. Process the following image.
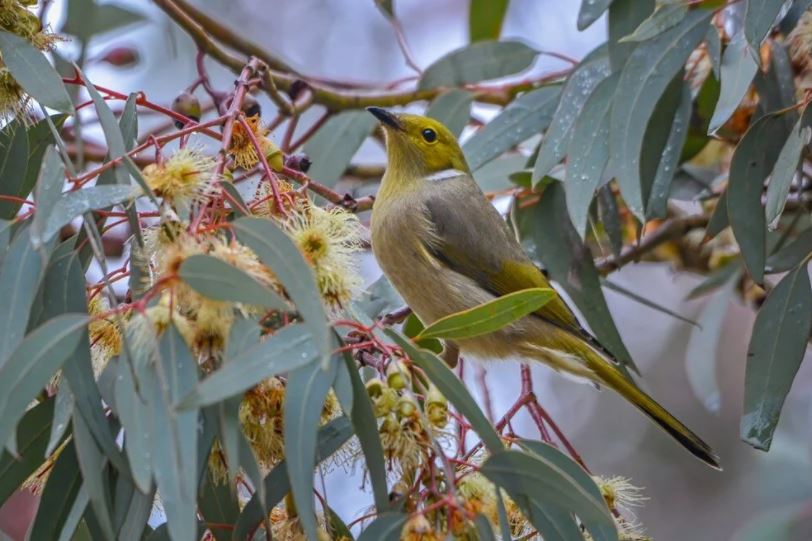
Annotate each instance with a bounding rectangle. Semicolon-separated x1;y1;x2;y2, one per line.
29;438;84;541
179;253;288;311
744;0;784;58
357;512;408;541
709;31;758;133
233;217;331;367
426;89;473;137
0;398;55;505
0;30;74;113
38;185;140;246
534;56;611;183
284;359;337;541
685;269;740;413
386;330;503;453
0;121;29;219
31;146;67;247
608;0;655;71
469;0;510;42
303;111;377;186
419;40;538;90
464;85;561;171
727;113;787;283
765;106;812;229
610;9;713;219
766;227;812;274
742;263;812;451
179;324;318;409
578;0;614;31
564;73;618;237
619;2;687;42
0;314;88;453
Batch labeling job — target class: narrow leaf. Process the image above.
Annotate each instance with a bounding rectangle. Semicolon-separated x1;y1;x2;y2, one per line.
0;30;73;113
0;121;29;219
619;3;687;42
766;227;812;274
72;413;115;540
419;40;538;90
463;85;561;170
30;145;66;247
179;254;288;311
426;89;473;137
744;0;784;58
416;288;555;341
607;0;655;71
357;512;408;541
303;111;377;186
0;398;54;505
469;0;510;42
742;263;812;451
578;0;614;31
766;106;812;229
709;31;758;133
29;435;84;541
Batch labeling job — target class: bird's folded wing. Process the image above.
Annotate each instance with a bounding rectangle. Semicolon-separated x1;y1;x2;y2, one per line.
421;177;582;333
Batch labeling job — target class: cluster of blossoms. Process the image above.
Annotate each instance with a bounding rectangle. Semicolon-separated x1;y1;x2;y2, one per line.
0;0;59;118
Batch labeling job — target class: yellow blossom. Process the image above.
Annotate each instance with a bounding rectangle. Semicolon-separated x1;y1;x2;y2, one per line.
229;115;282;170
142;148;215;211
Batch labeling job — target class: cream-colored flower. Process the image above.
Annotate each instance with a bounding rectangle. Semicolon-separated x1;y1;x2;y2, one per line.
142;148;215;211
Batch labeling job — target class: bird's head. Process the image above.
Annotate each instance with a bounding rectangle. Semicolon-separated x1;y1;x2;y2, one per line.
367;107;469;181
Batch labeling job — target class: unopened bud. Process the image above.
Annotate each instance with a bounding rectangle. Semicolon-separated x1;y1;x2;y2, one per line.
373;386;399;417
396;396;418;419
98;46;139;68
365;377;384;398
386;361;411;390
172;91;201;129
263;139;284;172
285;153;311;173
287;79;309;101
425;385;448;428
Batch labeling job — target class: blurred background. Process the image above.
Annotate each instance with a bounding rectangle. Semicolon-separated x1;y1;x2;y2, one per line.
11;1;812;539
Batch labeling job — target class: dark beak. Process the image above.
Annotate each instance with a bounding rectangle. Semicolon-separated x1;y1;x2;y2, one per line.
366;107;403;131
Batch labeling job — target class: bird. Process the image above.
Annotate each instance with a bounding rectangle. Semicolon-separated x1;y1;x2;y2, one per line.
366;106;721;470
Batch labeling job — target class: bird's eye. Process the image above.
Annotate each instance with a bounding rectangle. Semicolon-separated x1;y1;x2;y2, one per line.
421;128;437;143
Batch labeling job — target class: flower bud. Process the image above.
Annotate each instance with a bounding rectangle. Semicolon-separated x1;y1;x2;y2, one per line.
242;93;261;118
396;396;418;419
425;385;448;428
172;91;201;129
263;139;284;172
373;386;399;417
287;79;308;101
365;377;385;398
386;361;411;390
285;153;311;173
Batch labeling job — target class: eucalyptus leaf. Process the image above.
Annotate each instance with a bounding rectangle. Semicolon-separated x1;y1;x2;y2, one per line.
29;436;85;541
416;288;555;341
607;0;655;71
0;398;55;505
766;106;812;229
0;30;74;113
463;85;561;171
620;2;687;42
419;40;538;90
578;0;614;31
766;227;812;274
31;146;67;248
357;512;408;541
179;254;288;311
426;89;473;137
304;111;377;186
742;263;812;451
709;31;758;133
469;0;510;42
0;120;29;219
610;9;712;219
72;413;115;540
744;0;785;58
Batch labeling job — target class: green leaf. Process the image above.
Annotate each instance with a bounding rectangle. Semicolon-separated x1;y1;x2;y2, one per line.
343;353;389;512
112;353;153;494
284;359;338;541
179;323;318;409
463;85;561;171
326;503;355;541
0;31;74;114
742;263;812;451
744;0;784;58
353;274;405;320
706;26;721;79
46;382;73;455
520;501;583;541
474;514;497;541
31;447;87;541
754;41;796;119
80;66;130;186
221;182;248;216
578;0;614;31
418;40;538;90
386;330;504;453
233;417;353;539
601;278;698;328
563;73;619;237
0;120;29;219
619;2;687;42
179;254;288;311
416;288;555;341
512;182;637;374
426;89;473;137
115;478;154;541
766;227;812;274
727;113;787;283
198;472;240;541
30;145;67;248
482;449;616;541
709;31;758;133
303;111;377;186
119;93;139;151
72;413;115;540
0;398;54;505
373;0;395;19
233;217;331;367
37;185;140;246
472;155;526;192
533;55;611;183
766;106;812;229
147;326;199;541
0;314;88;453
610;9;713;219
685;268;740;413
705;190;728;240
357;512;408;541
646;81;692;219
469;0;510;42
686;260;741;300
63;0;146;41
0;227;48;361
607;0;655;71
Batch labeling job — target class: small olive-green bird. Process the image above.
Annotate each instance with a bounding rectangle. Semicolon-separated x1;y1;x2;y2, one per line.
367;107;720;470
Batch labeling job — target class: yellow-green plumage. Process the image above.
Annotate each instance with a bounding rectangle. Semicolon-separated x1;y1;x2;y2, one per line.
367;107;720;470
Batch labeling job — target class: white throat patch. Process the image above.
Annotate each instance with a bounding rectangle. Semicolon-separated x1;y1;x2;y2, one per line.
424;168;465;182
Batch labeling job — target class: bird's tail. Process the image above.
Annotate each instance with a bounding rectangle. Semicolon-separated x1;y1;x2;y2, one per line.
584;347;722;470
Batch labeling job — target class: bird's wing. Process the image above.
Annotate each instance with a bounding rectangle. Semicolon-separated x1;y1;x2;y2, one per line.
420;175;581;332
